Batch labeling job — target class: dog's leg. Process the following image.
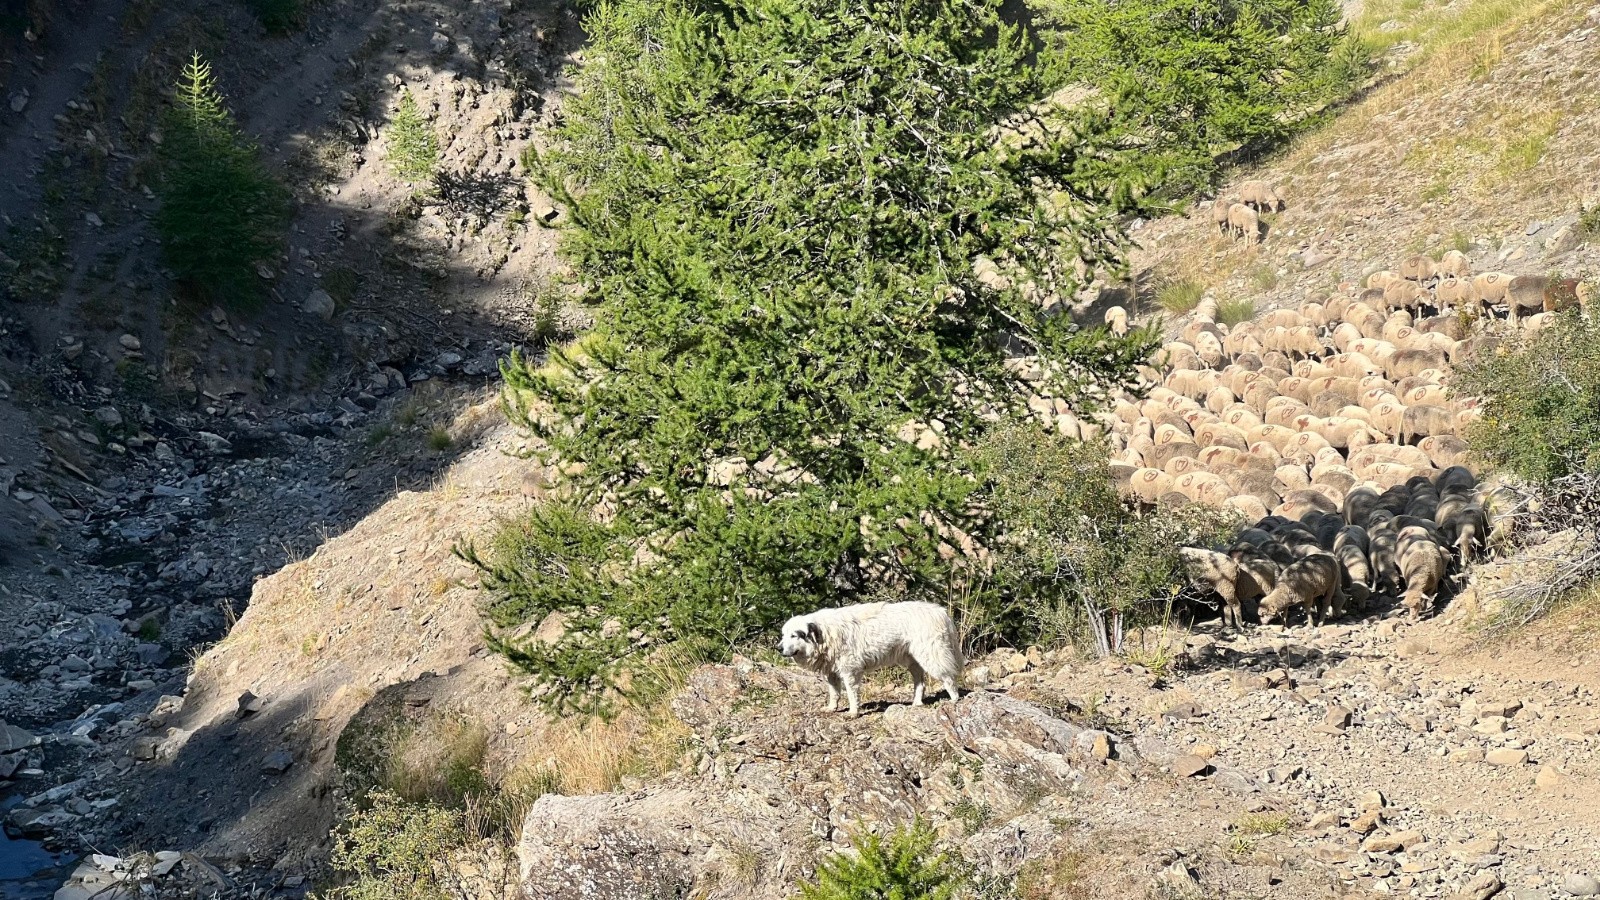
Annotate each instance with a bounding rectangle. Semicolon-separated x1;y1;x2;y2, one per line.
941;677;961;704
842;671;862;717
908;661;926;706
824;672;842;712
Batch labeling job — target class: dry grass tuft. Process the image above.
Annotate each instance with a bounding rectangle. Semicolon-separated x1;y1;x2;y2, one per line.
1155;280;1204;314
1216;298;1256;326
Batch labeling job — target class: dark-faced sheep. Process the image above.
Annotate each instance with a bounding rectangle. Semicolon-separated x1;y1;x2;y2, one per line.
1258;553;1340;626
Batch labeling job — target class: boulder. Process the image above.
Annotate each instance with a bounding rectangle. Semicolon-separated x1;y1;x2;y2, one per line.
302;288;336;322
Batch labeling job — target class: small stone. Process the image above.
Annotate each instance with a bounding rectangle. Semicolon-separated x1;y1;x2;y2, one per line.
197;432;233;453
1;721;40;753
1191;744;1217;760
430;31;451;53
1484;748;1529;766
261;749;294;775
1163;701;1205;720
1172;755;1212;778
302;288;336;322
92;406;123;428
1449;747;1485;764
1546;225;1581;254
118;334;142;351
1308;811;1341;830
1091;733;1112;760
1562;874;1600;897
1317;705;1352;733
1535;766;1565;789
1454;871;1503;900
1363;830;1424;853
1478;700;1522;719
9;91;27;112
1358;790;1387;811
236;691;266;718
1350;810;1383;835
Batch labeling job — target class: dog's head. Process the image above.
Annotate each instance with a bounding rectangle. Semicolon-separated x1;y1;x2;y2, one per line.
779;615;823;660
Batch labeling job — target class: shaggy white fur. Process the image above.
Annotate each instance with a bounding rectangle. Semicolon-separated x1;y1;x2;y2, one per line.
778;601;962;716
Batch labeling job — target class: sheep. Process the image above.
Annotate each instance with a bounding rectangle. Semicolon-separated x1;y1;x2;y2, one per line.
1327;352;1381;379
1220;405;1264;431
1130;468;1175;504
1164;455;1203;477
1265;400;1313;428
1368;400;1407;439
1258;553;1341;626
1366;271;1402;292
1397;527;1448;619
1104;306;1130;336
1228;203;1262;242
1402;384;1449;407
1401;403;1456;445
1435;277;1473;313
1384;281;1428;314
1194;331;1226;368
1239;179;1285;212
1472;271;1513;307
1332;322;1365;353
1366;513;1402;592
1275;465;1312;494
1283;430;1334;463
1348;443;1432;472
1434;495;1487;564
1542;277;1583;314
1437;250;1472;279
1276;489;1338;520
1211;200;1235;235
1162;342;1203;371
1387;348;1447;380
1224;494;1272;524
1178;548;1255;630
1419;434;1470;470
1194;421;1249;451
1399;254;1437;283
1334;526;1375;610
1434;465;1477;493
1507;274;1548;325
1344;485;1381;526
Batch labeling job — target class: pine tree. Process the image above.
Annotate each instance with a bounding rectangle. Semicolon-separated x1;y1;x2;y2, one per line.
798;821;960;900
386;90;438;185
1038;0;1366;206
156;53;288;306
467;0;1157;714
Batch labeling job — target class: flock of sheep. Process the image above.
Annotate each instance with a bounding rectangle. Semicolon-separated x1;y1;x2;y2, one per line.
1069;217;1582;627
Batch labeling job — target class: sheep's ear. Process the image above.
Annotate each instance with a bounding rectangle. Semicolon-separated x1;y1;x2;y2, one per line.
807;621;822;644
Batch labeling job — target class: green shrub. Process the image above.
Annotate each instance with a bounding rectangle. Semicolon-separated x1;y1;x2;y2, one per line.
155;54;289;306
1455;313;1600;483
1155;280;1204;313
387;91;439;185
1580;203;1600;239
469;0;1156;715
1037;0;1367;206
1216;298;1255;326
798;820;960;900
328;791;463;900
970;426;1240;653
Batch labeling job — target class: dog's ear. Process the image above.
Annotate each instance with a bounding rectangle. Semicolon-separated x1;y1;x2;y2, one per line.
807;621;822;644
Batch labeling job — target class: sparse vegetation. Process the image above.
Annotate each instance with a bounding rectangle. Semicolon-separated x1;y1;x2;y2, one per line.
425;426;453;452
155;54;289;307
1216;298;1255;326
797;820;961;900
387;90;439;185
1455;313;1600;483
1579;203;1600;239
1155;280;1204;314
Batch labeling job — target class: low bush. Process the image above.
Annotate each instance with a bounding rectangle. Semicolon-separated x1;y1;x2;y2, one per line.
798;820;960;900
1454;313;1600;483
969;426;1241;654
328;791;463;900
244;0;302;32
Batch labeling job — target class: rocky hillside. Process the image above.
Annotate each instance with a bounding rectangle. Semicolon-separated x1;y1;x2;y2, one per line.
5;0;1600;897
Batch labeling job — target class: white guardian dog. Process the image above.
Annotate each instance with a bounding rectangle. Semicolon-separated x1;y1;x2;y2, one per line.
778;601;962;717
